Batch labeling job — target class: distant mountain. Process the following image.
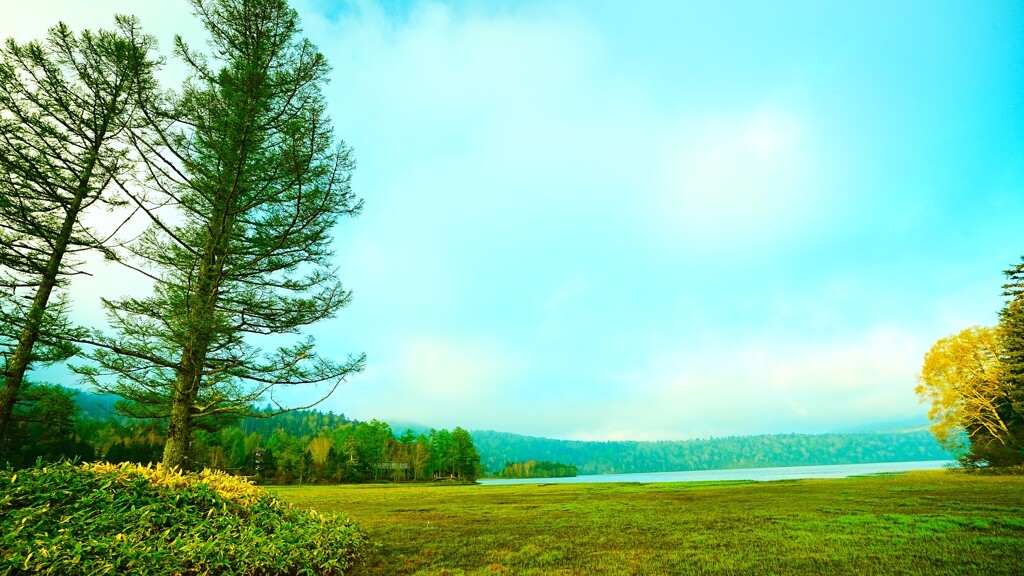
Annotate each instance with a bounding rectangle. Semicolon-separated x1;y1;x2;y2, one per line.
72;391;125;421
470;429;951;475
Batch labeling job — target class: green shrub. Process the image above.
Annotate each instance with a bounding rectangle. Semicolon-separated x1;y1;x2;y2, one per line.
0;461;370;575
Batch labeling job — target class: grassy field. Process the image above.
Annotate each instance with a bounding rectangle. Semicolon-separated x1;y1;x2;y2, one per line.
272;471;1024;575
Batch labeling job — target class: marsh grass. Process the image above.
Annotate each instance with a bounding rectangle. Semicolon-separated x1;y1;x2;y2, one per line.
272;470;1024;575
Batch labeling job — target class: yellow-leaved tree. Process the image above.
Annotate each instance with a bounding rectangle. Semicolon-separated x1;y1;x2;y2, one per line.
916;326;1013;458
307;436;334;466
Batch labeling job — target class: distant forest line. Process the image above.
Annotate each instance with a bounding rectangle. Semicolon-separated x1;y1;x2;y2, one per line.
471;429;952;476
88;391;951;476
6;389;951;481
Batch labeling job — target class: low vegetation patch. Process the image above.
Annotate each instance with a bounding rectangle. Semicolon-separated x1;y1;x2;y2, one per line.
1;461;370;575
275;470;1024;576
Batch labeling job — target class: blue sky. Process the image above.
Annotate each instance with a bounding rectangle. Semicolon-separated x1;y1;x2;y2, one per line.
3;0;1023;440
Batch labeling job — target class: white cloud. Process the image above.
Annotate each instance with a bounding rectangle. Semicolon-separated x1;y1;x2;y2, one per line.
652;107;825;254
570;326;928;440
399;336;512;400
330;334;521;428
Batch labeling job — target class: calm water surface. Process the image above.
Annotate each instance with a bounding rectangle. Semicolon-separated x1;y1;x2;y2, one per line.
477;460;954;486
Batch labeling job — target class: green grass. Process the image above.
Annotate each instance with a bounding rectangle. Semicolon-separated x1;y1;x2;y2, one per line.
272;471;1024;575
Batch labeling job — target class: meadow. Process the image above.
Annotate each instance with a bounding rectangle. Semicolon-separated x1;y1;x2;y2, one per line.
272;470;1024;576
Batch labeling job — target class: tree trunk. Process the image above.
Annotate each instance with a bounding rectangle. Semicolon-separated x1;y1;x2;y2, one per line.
161;295;216;469
162;379;196;468
161;207;232;469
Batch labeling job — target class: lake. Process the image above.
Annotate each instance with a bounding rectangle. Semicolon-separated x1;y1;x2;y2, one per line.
477;459;954;486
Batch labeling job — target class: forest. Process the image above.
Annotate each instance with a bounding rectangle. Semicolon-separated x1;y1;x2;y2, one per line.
473;428;951;476
1;386;483;483
1;385;950;482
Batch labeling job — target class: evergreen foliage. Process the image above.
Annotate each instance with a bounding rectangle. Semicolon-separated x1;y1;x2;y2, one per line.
75;0;364;469
994;257;1024;463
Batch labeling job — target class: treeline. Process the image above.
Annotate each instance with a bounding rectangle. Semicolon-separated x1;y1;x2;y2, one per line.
497;460;577;479
198;417;483;484
3;385;951;481
1;387;482;483
472;429;952;476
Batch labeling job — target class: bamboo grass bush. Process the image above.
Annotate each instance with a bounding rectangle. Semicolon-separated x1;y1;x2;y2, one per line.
1;461;370;575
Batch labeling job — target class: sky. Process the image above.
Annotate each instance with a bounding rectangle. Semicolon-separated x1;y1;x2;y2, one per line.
3;0;1023;441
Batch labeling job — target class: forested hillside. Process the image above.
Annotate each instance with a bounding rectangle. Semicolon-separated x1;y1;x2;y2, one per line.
471;429;952;475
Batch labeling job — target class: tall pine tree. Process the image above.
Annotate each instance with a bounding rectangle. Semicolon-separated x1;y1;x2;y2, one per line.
0;18;156;447
78;0;363;469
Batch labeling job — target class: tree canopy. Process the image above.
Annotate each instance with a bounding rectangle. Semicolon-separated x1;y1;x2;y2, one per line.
916;326;1013;458
75;0;363;469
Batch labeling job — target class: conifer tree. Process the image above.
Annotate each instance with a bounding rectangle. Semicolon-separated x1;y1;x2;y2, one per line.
451;426;481;481
78;0;364;469
0;18;156;446
995;258;1024;464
